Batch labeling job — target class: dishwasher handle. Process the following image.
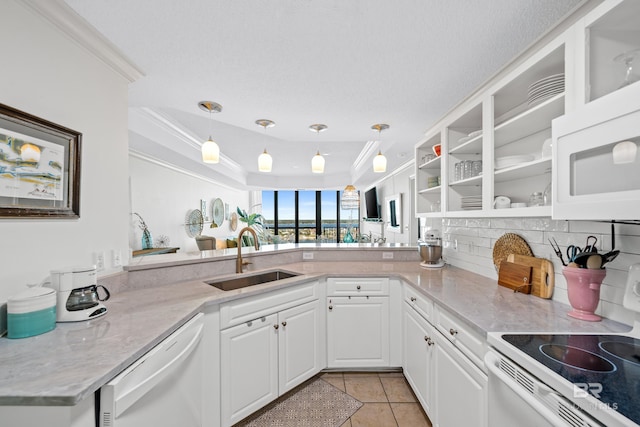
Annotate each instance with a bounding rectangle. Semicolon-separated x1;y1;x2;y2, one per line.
106;313;204;418
484;350;567;426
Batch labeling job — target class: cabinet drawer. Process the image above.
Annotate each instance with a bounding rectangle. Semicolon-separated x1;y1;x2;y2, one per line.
220;281;318;329
403;285;433;322
327;277;389;296
434;305;486;370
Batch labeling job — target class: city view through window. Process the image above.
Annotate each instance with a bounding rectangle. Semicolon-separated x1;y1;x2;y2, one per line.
261;190;360;243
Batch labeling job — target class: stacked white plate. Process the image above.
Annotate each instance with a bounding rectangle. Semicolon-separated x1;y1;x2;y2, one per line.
461;195;482;210
527;73;564;105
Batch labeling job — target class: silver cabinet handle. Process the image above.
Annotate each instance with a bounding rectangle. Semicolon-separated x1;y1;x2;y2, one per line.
427;338;434;346
449;328;458;336
328;305;333;311
273;324;279;330
410;297;417;302
356;285;361;290
281;321;287;327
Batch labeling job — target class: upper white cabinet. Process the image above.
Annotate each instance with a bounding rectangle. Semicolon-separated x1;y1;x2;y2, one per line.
552;0;640;220
416;33;570;217
584;0;640;103
415;1;640;219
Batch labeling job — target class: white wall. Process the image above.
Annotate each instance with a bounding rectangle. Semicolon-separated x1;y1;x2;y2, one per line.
0;1;130;301
439;216;639;326
360;163;414;244
129;155;250;254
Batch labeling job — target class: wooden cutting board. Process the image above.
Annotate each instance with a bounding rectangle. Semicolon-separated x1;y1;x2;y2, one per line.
498;262;532;293
507;254;555;299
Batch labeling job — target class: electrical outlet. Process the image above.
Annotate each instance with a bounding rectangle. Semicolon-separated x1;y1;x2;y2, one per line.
303;252;314;260
112;249;122;267
94;251;105;271
382;252;394;260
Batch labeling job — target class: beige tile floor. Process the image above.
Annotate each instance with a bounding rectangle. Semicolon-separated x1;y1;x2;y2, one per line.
321;372;432;427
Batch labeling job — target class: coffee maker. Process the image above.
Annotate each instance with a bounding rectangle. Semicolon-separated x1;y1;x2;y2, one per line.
44;266;109;322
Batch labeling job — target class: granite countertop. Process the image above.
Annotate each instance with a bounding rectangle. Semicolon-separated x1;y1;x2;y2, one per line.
0;260;630;406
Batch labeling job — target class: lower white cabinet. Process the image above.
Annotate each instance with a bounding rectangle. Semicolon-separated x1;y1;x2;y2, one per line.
220;300;322;427
434;332;487;427
326;296;390;368
403;302;436;415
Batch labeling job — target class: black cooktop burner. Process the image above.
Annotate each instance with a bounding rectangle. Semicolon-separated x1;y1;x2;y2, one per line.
600;341;640;366
539;344;617;372
502;334;640;425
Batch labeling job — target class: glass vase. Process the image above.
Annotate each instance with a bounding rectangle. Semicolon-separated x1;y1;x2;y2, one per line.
142;229;153;249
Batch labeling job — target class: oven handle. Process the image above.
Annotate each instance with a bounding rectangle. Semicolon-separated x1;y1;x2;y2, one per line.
484;350;567;425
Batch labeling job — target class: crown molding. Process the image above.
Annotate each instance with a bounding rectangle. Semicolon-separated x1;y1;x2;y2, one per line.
20;0;145;83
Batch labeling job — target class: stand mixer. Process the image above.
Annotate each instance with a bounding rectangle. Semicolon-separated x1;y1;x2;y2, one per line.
418;228;445;269
43;265;109;322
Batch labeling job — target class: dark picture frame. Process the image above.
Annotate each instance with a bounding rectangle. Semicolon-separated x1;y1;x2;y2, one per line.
0;103;81;218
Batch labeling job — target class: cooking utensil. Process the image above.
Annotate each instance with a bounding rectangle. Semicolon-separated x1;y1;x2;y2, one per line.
601;250;620;267
506;254;555;299
572;251;595;268
586;254;603;269
584;235;598;253
548;238;566;266
567;245;583;262
498;262;532;293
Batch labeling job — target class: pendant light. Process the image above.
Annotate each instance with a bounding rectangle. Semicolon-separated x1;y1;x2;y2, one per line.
256;119;275;172
340;184;360;210
198;101;223;163
309;124;327;174
371;123;389;173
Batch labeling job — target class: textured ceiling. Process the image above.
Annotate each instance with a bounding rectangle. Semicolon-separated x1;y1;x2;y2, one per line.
63;0;583;190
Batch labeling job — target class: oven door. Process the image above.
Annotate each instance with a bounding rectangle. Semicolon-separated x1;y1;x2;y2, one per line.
485;349;600;427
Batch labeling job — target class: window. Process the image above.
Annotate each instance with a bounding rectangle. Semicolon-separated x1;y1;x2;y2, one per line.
261;190;359;243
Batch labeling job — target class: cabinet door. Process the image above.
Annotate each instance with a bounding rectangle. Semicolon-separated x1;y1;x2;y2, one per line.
278;300;322;394
403;304;435;416
434;334;487;427
327;296;390;368
220;314;278;427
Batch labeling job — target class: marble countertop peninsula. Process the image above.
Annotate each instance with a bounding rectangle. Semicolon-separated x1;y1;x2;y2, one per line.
0;253;631;406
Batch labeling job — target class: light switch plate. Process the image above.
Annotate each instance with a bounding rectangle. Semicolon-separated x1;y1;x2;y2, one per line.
93;251;105;271
303;252;314;260
382;252;394;259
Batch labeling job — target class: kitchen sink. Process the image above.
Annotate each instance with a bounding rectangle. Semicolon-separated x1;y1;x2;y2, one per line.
206;270;300;291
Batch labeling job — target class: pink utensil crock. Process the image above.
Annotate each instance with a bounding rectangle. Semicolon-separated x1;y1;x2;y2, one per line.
562;267;606;321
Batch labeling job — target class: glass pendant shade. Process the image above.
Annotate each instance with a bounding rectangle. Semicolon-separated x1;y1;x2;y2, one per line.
311;151;325;173
202;137;220;163
612;140;637;164
373;150;387;173
258;149;273;172
341;184;359;210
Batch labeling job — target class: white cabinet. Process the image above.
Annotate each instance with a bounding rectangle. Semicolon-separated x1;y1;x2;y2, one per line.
434;333;487;427
219;282;322;427
327;296;390;368
401;283;488;427
278;301;323;393
220;313;279;426
326;277;391;368
403;301;436;415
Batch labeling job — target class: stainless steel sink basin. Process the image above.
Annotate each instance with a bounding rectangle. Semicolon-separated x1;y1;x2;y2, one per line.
206;270;300;291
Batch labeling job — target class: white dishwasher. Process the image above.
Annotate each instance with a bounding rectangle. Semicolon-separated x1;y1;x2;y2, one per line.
100;313;204;427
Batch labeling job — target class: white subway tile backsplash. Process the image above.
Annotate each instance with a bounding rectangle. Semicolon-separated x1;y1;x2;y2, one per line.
443;217;640;326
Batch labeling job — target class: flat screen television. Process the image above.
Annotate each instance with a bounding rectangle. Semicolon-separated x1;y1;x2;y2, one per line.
364;187;381;219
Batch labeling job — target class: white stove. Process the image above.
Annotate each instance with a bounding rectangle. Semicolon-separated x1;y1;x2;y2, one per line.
486;263;640;427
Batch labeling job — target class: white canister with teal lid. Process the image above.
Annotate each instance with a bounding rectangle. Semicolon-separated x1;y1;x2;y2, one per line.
7;287;56;339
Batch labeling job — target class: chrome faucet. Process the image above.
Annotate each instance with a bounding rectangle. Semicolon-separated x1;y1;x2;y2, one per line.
236;227;259;273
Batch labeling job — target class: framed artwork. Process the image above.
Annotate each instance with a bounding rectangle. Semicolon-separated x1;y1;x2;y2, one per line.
0;103;81;218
